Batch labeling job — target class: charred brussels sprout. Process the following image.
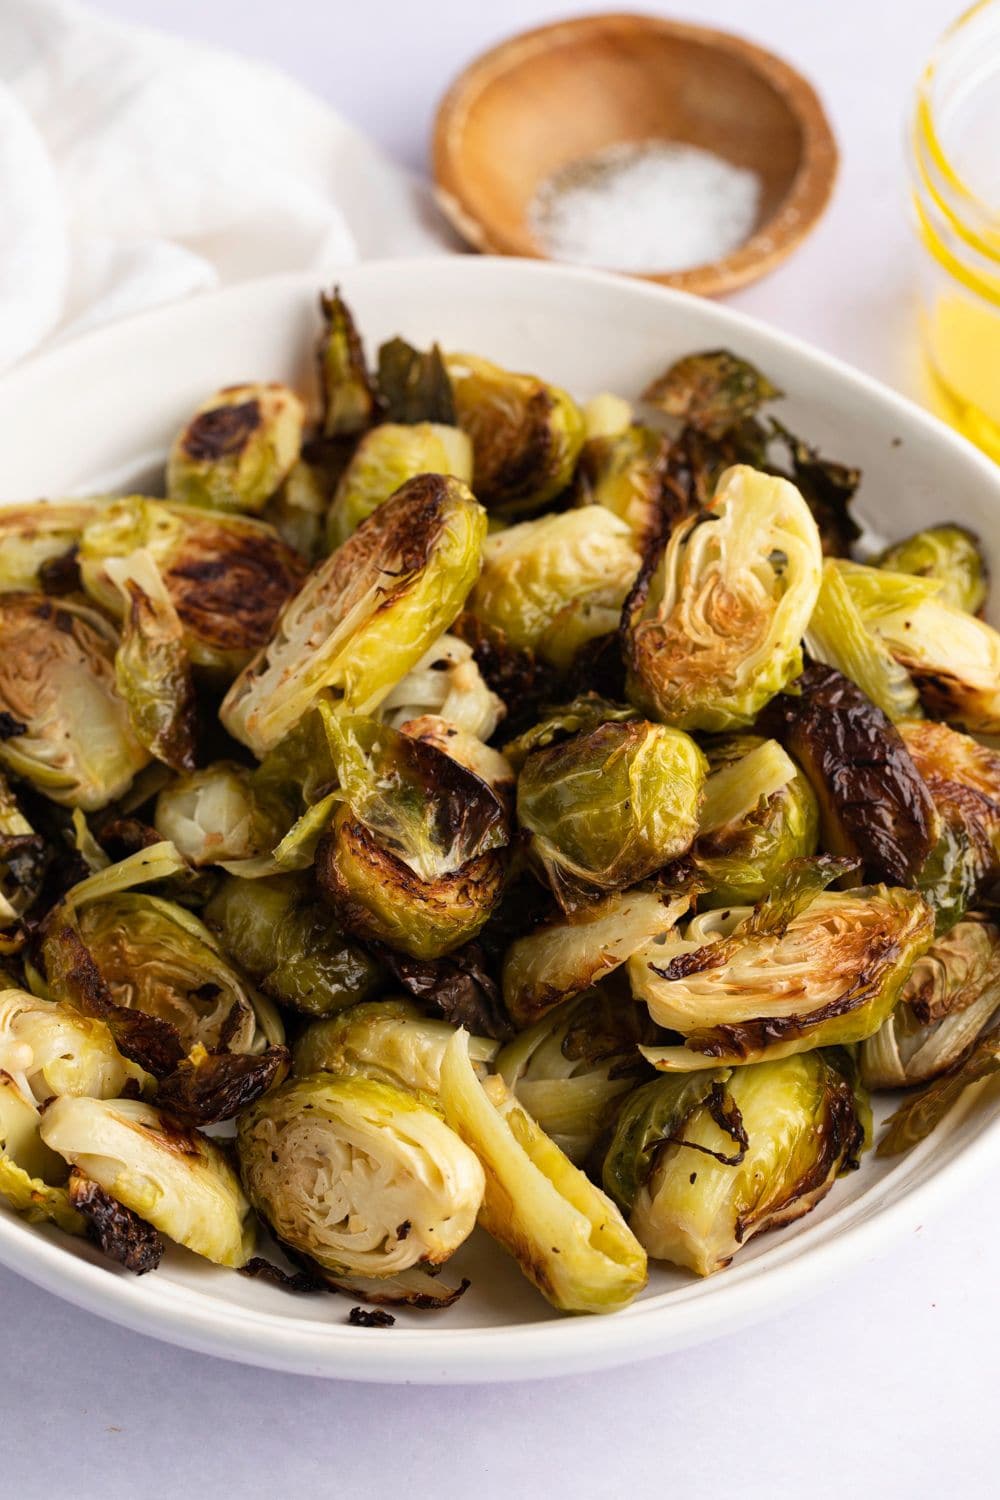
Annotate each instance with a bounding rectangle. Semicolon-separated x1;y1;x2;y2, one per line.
379;633;504;741
516;719;705;910
154;763;293;875
41;1096;254;1265
221;474;486;755
602;1052;866;1275
623;465;822;732
317;288;377;437
575;425;673;550
878;524;987;615
446;352;585;516
631;859;934;1069
439;1030;647;1313
468;507;640;668
237;1073;484;1276
0;593;148;810
694;736;819;907
326;421;473;547
496;989;653;1163
643;350;781;439
79;497;307;676
761;664;939;887
166;383;305;514
0;499;103;592
860;917;1000;1089
292;998;498;1093
205;873;382;1018
0;775;46;929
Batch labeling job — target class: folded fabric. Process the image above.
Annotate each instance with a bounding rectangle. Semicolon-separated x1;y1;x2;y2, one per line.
0;0;454;374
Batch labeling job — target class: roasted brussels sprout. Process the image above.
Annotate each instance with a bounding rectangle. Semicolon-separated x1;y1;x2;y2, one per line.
837;560;1000;733
41;1096;255;1265
496;988;652;1162
0;499;103;592
398;719;514;805
516;719;705;909
292;998;498;1093
0;593;148;810
878;524;987;615
602;1051;866;1275
377;337;456;425
804;558;922;722
79;497;307;676
166;383;305;514
503;888;690;1027
262;457;330;563
102;550;198;771
221;474;486;754
694;736;819;907
502;695;638;770
439;1029;647;1312
877;1020;1000;1156
326;421;473;547
46;850;283;1056
623;465;822;732
575;425;673;549
0;987;144;1106
237;1073;484;1276
761;663;939;887
205;873;382;1017
379;633;504;741
0;775;45;929
631;859;934;1069
446;352;585;516
154;763;292;875
468;507;640;669
0;1071;83;1233
318;288;377;437
643;350;781;439
860;916;1000;1089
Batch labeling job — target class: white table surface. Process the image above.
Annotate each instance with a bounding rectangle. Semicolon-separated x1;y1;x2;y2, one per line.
8;2;998;1496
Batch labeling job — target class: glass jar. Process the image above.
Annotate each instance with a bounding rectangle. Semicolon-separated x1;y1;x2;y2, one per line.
910;0;1000;460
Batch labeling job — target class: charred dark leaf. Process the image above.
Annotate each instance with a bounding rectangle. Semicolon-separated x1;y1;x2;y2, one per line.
38;545;83;596
156;1045;291;1127
67;1168;164;1274
377;337;456;425
769;418;861;557
450;612;562;737
348;1306;396;1328
0;712;28;740
239;1256;327;1293
760;663;938;886
373;939;514;1041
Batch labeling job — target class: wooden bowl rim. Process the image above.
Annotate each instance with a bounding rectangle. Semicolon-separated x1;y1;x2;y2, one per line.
432;11;839;297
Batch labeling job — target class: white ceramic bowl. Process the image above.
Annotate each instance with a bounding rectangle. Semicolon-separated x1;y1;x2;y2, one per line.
1;258;999;1383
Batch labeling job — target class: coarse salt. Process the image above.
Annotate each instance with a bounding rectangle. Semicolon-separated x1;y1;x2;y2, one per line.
528;140;762;273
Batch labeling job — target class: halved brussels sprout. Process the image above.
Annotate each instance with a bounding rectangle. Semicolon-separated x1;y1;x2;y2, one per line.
575;425;673;550
804;558;922;722
762;663;939;887
292;998;498;1093
516;719;705;910
0;593;149;810
221;474;486;754
326;422;473;547
631;860;934;1069
503;889;690;1027
102;550;198;772
877;1020;1000;1156
0;499;103;592
79;497;308;675
0;1071;83;1234
0;987;144;1106
41;1095;255;1265
694;735;818;908
0;775;45;929
379;633;504;741
154;763;293;875
205;873;382;1018
398;719;514;805
602;1051;866;1275
643;350;781;439
166;382;305;514
237;1073;484;1276
446;352;585;516
623;465;822;732
878;524;987;615
496;988;653;1163
439;1029;647;1313
838;560;1000;733
860;916;1000;1088
318;288;377;437
467;507;640;666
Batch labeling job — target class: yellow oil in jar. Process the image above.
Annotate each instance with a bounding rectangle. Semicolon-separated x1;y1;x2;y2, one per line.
924;292;1000;461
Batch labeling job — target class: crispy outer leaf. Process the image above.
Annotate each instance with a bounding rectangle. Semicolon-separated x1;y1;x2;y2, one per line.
67;1167;164;1274
156;1045;291;1127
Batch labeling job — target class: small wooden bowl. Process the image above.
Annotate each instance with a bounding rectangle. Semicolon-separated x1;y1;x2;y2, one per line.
433;13;838;297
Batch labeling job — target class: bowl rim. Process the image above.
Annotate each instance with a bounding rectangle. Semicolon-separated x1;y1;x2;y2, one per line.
2;255;1000;1383
432;12;839;296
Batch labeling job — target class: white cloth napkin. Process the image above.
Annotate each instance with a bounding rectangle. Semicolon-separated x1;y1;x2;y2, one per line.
0;0;453;374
